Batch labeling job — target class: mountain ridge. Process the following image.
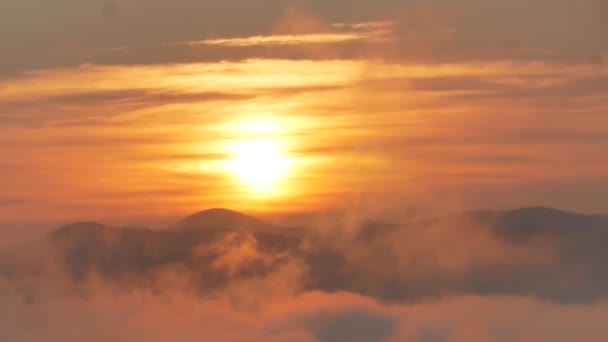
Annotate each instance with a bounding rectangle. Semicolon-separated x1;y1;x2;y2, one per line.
175;208;274;231
6;205;607;305
47;206;608;238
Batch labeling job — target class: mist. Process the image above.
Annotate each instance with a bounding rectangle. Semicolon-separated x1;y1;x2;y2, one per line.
2;208;608;341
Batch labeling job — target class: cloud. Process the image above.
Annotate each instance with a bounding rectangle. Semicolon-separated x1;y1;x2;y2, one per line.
2;261;608;342
169;4;396;50
1;0;607;337
2;0;608;76
2;208;608;341
96;46;128;53
1;57;607;219
266;292;396;342
172;32;386;47
331;21;397;30
0;89;252;128
172;15;397;48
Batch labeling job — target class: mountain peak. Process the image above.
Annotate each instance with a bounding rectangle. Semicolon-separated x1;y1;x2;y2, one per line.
175;208;274;232
504;207;593;222
509;206;578;215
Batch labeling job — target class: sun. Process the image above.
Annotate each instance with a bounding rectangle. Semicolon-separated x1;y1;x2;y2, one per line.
224;138;292;193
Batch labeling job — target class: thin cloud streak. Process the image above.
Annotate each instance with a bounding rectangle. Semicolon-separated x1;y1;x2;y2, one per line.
331;21;397;30
171;21;396;48
173;32;388;47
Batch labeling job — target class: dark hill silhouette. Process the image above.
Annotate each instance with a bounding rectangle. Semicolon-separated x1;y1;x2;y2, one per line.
176;208;275;231
175;208;304;236
3;207;608;304
43;217;301;283
422;207;608;243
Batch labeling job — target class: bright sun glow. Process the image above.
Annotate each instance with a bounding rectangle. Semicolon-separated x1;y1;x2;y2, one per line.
225;138;292;193
230;116;282;134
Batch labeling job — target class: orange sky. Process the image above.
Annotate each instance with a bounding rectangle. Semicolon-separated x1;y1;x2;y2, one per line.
1;0;608;223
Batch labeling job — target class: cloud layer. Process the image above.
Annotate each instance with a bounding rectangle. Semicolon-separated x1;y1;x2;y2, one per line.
1;56;607;221
2;208;608;341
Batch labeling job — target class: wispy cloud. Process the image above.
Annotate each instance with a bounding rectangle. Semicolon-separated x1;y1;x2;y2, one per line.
331;21;397;30
173;33;368;47
96;46;127;54
172;21;396;48
0;57;607;220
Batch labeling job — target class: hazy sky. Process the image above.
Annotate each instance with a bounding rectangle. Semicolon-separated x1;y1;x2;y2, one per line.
3;3;608;340
1;0;608;223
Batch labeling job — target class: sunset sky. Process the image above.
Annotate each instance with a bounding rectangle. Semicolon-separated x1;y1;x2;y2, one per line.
2;0;608;224
4;2;608;342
